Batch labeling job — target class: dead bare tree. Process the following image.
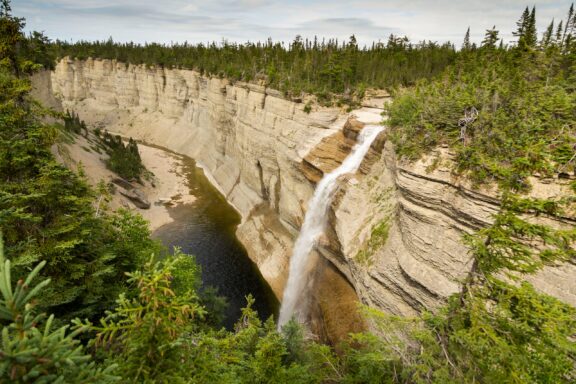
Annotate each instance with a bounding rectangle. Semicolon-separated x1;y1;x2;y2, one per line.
557;143;576;177
458;107;478;143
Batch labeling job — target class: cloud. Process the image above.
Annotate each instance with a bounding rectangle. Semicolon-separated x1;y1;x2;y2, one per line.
13;0;576;46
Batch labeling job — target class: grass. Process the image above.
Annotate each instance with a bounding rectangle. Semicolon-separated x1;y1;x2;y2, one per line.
356;219;390;266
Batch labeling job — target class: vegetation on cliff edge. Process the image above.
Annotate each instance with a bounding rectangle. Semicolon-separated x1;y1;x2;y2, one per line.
388;6;576;191
49;35;456;107
1;1;575;382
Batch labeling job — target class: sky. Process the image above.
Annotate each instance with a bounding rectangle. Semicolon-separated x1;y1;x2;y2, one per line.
13;1;576;47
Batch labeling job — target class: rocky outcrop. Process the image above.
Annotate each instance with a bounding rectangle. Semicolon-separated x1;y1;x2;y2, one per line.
48;57;347;298
326;132;576;317
119;187;151;209
43;58;576;330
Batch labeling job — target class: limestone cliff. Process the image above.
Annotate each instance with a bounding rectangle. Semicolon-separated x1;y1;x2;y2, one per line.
48;57;348;298
43;58;576;332
325;125;576;317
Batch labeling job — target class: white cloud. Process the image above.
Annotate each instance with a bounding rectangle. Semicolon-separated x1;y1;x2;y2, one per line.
13;0;575;46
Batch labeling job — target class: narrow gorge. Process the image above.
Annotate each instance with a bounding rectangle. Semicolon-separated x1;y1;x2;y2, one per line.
36;57;576;341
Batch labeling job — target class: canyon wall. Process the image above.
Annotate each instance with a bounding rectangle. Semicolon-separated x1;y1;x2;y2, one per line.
49;57;349;300
44;58;576;331
327;145;576;317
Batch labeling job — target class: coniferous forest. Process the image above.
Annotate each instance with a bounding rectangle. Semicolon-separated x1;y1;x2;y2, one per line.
1;0;576;382
49;35;456;106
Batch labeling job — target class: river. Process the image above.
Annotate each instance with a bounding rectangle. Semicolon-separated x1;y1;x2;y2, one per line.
152;153;278;329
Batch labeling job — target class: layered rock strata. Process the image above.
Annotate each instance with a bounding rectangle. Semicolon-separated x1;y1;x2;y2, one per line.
49;58;347;298
44;58;576;328
325;110;576;316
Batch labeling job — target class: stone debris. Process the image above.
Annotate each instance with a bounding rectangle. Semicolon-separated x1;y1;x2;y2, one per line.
119;187;151;209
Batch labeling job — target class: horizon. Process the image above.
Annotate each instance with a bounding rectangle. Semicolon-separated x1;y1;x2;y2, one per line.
14;1;575;48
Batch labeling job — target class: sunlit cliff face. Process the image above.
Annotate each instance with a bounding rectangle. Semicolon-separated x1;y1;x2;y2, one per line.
39;58;576;342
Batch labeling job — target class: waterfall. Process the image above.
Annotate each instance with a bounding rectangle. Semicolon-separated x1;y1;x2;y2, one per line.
278;124;384;328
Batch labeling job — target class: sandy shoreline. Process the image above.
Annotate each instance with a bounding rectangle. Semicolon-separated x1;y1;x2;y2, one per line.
55;134;195;231
137;144;196;230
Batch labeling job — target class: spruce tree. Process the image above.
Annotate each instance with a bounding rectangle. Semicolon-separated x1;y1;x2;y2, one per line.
525;6;538;48
0;238;119;383
513;6;530;42
0;0;11;16
88;253;206;383
0;0;157;322
0;0;24;74
564;4;576;51
542;20;555;48
481;26;499;49
563;3;574;42
515;6;537;50
556;19;564;42
462;27;471;50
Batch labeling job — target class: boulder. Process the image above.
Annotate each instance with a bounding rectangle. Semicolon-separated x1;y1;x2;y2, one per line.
120;188;151;209
111;177;134;190
156;197;173;206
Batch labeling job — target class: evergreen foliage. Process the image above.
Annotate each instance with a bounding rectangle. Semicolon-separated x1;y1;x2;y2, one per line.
462;27;471;51
63;110;87;136
98;130;145;180
0;1;160;322
0;238;119;383
87;252;205;383
336;193;576;383
49;35;456;106
2;1;575;382
384;9;576;378
84;253;337;384
388;5;576;191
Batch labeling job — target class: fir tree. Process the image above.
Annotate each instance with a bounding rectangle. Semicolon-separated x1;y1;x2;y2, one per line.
462;27;471;50
525;6;538;48
563;3;574;42
513;6;530;41
541;19;555;48
556;19;564;42
88;253;206;383
515;6;537;50
481;26;499;49
0;238;119;383
0;0;158;322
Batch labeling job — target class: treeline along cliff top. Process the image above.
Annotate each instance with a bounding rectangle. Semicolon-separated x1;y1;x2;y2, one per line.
1;1;576;383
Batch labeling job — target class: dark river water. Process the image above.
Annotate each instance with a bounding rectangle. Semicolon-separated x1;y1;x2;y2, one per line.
152;155;278;329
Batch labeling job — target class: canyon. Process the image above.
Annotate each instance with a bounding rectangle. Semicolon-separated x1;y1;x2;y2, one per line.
35;57;576;342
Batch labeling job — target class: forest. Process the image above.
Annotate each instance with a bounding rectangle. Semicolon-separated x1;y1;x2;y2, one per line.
49;34;456;107
1;0;576;382
388;7;576;192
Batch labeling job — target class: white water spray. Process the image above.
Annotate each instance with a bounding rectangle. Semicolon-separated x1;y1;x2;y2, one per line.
278;124;384;328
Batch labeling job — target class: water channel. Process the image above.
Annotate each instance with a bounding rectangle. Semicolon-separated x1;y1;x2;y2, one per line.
152;153;278;329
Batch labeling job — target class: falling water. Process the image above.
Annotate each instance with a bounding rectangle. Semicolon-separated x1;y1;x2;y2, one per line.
278;124;384;328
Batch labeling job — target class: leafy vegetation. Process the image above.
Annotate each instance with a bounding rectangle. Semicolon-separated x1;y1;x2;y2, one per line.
65;110;146;180
88;252;205;383
355;219;389;266
63;109;88;136
0;238;119;383
49;35;456;107
1;1;575;382
3;194;573;383
98;130;145;181
0;1;159;323
388;6;576;191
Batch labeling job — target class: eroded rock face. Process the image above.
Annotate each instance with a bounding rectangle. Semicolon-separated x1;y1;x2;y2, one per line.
48;57;346;298
329;128;576;317
43;59;576;330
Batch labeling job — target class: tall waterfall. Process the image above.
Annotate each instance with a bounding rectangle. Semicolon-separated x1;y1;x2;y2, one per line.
278;124;384;328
